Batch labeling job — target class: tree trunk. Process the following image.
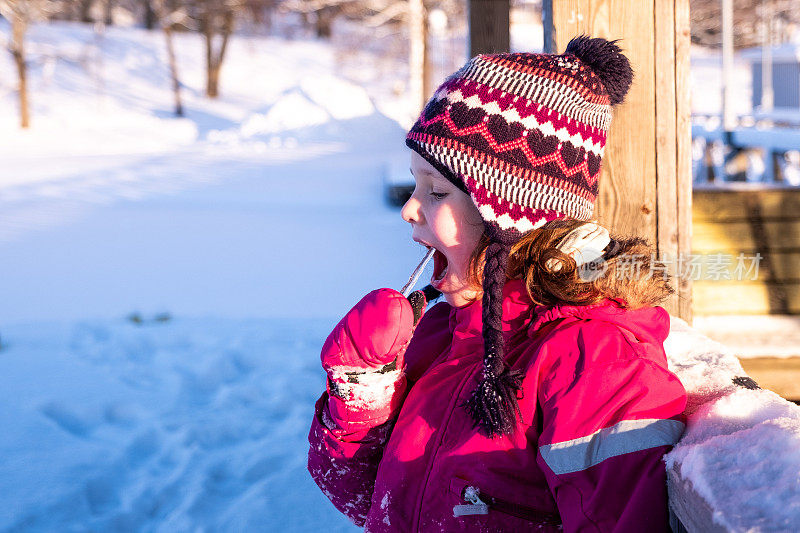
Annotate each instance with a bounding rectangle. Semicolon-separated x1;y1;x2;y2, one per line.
11;15;29;129
315;6;337;39
468;0;509;55
422;17;431;105
80;0;94;23
207;64;220;98
409;0;429;113
299;10;311;32
261;1;272;33
144;0;157;30
203;11;215;96
204;9;233;98
163;25;183;115
105;0;114;25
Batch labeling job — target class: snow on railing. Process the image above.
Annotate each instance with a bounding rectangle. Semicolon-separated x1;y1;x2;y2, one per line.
664;317;800;532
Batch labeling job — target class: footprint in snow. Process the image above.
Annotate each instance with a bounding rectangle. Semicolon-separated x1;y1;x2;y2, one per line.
40;401;95;438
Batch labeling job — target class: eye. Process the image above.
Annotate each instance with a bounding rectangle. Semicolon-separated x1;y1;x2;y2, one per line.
430;191;448;201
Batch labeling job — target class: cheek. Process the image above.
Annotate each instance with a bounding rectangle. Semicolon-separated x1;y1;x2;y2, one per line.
450;221;482;272
431;198;483;246
429;206;461;245
460;213;484;247
457;199;484;249
448;205;483;275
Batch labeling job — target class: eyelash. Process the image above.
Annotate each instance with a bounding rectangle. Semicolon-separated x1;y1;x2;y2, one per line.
430;191;448;201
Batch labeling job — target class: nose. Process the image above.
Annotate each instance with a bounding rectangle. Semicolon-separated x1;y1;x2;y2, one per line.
401;192;422;224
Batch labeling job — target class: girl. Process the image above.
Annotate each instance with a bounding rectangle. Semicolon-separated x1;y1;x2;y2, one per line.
308;36;687;532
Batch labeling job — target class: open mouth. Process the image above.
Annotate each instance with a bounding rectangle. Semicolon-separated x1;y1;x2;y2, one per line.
431;247;449;285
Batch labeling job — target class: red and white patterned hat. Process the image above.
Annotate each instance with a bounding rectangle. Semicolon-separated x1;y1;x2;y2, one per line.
406;35;633;438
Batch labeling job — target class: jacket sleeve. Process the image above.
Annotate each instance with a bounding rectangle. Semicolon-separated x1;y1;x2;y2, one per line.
307;390;395;526
307;301;452;527
534;319;687;533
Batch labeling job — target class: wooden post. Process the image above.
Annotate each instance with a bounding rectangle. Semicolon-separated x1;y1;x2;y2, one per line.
468;0;510;56
542;0;693;322
721;0;735;131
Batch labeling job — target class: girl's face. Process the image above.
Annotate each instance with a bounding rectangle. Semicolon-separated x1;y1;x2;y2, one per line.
402;151;484;307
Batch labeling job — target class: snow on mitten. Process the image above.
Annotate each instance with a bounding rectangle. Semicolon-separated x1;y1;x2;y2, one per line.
321;288;426;431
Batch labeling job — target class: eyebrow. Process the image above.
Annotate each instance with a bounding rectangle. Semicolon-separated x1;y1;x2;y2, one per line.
409;168;439;178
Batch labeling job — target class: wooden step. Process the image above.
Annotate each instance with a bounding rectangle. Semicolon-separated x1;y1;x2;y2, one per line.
738;358;800;401
692;187;800;315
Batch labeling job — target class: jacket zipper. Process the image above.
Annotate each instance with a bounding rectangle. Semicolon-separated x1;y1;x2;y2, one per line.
454;485;562;525
452;486;489;516
412;362;483;531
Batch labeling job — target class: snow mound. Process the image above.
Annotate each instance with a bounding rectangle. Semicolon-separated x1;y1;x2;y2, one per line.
664;316;800;531
243;90;332;136
300;74;375;121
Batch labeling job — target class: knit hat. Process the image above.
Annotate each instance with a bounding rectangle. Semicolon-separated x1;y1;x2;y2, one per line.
405;35;633;438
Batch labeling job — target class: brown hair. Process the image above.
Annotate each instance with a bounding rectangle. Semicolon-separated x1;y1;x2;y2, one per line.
466;219;673;309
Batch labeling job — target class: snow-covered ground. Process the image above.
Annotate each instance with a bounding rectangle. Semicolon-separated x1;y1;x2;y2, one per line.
695;315;800;359
0;20;423;323
0;19;425;531
0;317;350;531
2;17;799;532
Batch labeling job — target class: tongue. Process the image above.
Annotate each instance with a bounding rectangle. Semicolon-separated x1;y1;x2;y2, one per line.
432;249;448;281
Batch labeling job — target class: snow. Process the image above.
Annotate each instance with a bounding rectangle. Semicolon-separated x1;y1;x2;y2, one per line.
328;366;404;410
0;20;426;324
690;44;753;116
380;492;391;526
694;315;800;359
0;18;428;531
664;317;800;531
0;317;356;531
1;15;797;532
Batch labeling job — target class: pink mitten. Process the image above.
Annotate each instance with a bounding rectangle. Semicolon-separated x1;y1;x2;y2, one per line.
321;288;426;431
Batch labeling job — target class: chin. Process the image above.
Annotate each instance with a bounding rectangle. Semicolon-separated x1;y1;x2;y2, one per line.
440;285;479;308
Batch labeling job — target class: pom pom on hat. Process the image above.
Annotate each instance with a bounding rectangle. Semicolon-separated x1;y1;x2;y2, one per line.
565;35;633;105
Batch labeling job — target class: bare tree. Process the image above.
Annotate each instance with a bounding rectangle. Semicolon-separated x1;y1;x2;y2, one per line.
76;0;92;21
143;0;157;28
193;0;238;98
152;0;185;115
103;0;113;24
0;1;54;128
691;0;799;48
240;0;275;33
279;0;356;39
278;0;440;112
152;0;242;101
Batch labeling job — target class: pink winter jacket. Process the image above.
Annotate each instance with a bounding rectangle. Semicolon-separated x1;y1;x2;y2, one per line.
308;279;687;532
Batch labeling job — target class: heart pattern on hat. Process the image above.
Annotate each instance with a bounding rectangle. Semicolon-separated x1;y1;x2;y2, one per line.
560;143;587;168
587;152;602;177
449;101;486;130
486;114;526;144
527;130;559;158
